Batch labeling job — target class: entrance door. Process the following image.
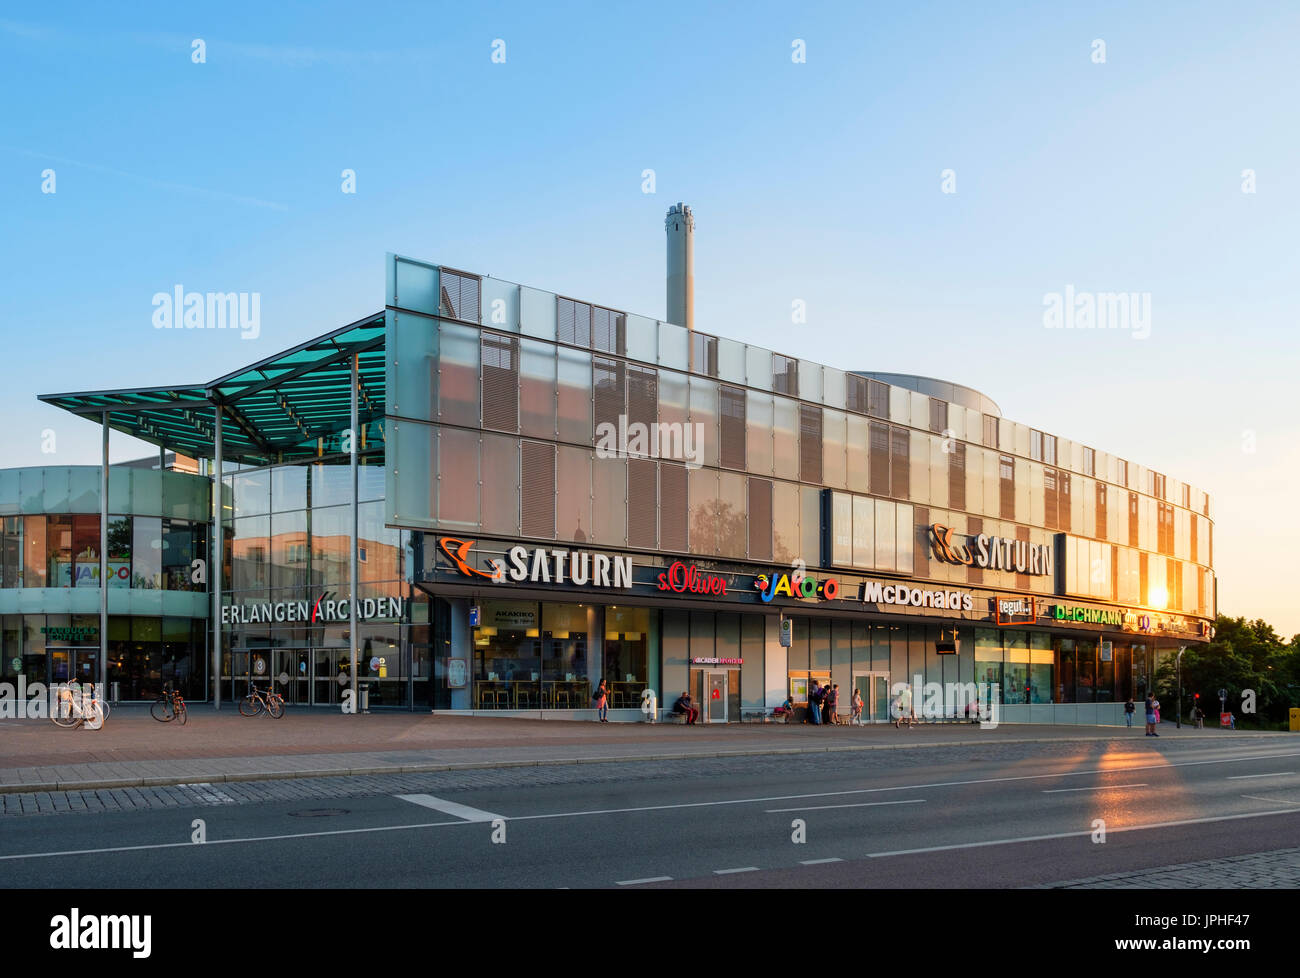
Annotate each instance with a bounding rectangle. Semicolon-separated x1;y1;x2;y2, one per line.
705;671;728;723
49;650;99;688
853;672;892;723
274;649;309;705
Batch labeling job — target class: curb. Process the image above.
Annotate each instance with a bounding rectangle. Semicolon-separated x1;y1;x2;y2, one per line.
0;730;1287;797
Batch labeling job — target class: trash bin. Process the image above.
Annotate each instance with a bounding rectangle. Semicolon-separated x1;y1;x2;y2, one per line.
1290;708;1300;732
110;681;120;703
359;683;370;714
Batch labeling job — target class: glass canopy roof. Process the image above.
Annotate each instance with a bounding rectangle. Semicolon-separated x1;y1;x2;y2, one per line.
39;312;386;467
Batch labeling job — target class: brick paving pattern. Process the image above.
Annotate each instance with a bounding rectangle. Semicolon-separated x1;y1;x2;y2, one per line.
1039;847;1300;888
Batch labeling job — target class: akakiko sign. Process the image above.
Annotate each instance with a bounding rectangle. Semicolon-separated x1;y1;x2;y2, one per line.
929;524;1054;577
221;595;405;625
657;561;728;595
860;580;973;611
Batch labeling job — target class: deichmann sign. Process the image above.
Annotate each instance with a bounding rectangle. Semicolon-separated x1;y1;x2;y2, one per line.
1052;604;1123;626
929;524;1054;577
221;596;405;625
754;571;839;602
860;580;974;611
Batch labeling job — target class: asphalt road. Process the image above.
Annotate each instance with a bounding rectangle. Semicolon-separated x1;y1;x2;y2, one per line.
2;738;1298;888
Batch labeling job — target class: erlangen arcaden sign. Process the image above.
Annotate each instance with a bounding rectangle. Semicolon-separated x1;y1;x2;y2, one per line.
221;595;405;625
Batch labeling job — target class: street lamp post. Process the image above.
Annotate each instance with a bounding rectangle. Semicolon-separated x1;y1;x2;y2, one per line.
1176;646;1186;730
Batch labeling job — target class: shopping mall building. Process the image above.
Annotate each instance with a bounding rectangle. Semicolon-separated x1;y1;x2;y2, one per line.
7;206;1216;722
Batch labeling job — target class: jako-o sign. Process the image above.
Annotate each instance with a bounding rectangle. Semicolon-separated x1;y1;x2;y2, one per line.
755;571;839;602
657;561;727;595
929;524;1054;577
861;580;973;611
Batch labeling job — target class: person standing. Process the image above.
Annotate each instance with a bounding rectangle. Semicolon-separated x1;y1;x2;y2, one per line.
1152;697;1161;725
1124;697;1135;728
592;678;609;722
807;681;823;725
851;688;864;725
1144;693;1158;736
824;683;839;725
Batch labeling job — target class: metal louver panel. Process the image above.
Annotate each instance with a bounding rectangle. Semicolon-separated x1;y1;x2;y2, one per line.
481;335;519;432
439;268;481;322
948;441;966;512
521;440;556;538
799;404;823;484
627;458;657;548
720;385;746;470
627;365;658;434
659;462;688;553
591;305;626;355
869;421;890;495
748;477;773;560
891;426;910;498
592;356;626;438
557;297;591;347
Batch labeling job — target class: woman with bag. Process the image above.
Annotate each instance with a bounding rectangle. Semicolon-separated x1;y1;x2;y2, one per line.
851;688;864;725
592;678;609;722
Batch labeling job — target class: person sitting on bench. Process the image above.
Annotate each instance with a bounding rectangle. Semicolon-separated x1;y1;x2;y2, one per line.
672;691;698;725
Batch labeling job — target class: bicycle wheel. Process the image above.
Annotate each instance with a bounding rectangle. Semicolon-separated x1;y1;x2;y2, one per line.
267;696;284;719
151;698;174;722
238;694;262;717
99;700;111;720
176;701;187;725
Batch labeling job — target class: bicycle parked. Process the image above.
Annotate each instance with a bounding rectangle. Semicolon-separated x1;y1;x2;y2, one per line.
239;683;285;718
52;681;106;730
151;683;188;725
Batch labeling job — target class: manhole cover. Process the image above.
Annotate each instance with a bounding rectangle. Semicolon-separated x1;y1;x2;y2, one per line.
287;808;350;818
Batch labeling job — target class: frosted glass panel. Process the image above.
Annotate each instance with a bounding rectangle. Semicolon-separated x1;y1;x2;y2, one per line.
626;313;657;363
718;338;746;384
480;278;519;332
658;322;689;370
875;499;895;570
520;285;557;341
393;258;437;314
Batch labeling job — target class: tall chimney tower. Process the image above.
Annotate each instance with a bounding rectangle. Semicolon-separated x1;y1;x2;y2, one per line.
665;202;694;331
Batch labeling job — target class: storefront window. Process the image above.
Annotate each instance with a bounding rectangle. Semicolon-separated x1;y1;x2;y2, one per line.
1056;638;1076;703
23;516;46;588
132;516;163;589
164;519;207;591
605;606;648;707
474;600;540;709
544;603;590;707
107;516;131;589
1076;639;1097;703
1;517;21;588
975;628;1002;694
1029;632;1053;704
1097;639;1116;702
1003;631;1029;704
46;515;72;588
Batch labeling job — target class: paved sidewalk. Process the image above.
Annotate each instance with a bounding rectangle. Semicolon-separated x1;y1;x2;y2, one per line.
1039;847;1300;888
0;709;1283;795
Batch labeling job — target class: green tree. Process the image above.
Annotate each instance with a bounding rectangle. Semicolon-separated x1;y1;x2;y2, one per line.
1156;616;1299;728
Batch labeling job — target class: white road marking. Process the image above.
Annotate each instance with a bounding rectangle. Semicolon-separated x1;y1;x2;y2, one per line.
1042;783;1147;793
1240;794;1300;806
616;876;672;886
766;799;925;813
1226;772;1294;780
714;866;759;875
800;857;843;865
395;793;503;822
865;808;1300;858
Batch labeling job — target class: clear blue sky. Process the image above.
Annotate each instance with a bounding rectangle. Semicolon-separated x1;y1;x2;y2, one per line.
1;1;1296;633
